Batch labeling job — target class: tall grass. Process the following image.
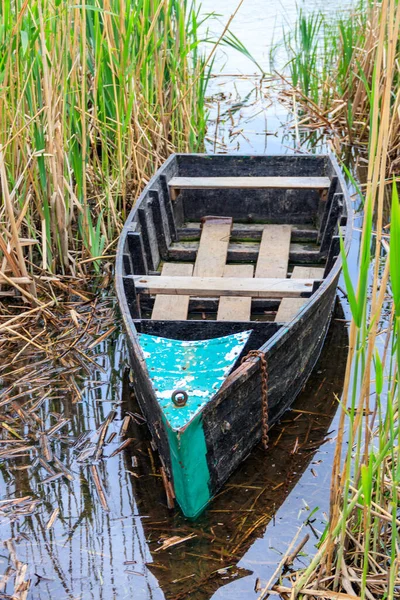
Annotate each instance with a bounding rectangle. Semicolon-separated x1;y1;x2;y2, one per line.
283;1;400;598
282;11;324;105
0;0;209;278
280;2;400;162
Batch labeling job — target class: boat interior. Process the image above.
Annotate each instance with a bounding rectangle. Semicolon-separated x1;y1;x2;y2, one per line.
120;155;348;350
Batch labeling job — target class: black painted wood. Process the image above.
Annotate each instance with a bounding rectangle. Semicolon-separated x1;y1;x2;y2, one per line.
127;231;148;275
115;152;354;516
123;253;133;276
149;190;169;261
324;235;340;278
144;197;161;270
176;154;328;177
320;193;344;255
317;175;338;237
177;223;318;243
138;206;155;271
122;276;141;319
160;174;178;241
180;188;321;224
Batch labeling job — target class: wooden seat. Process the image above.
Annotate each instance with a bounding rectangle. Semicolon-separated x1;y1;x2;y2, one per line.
135;276;314;298
168;177;330;199
149;222;323;322
275;266;324;322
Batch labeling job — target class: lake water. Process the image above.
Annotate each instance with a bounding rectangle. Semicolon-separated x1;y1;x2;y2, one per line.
0;1;358;599
201;0;355;154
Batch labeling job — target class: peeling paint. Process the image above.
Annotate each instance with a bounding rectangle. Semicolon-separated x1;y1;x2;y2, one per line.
138;330;252;518
138;331;252;430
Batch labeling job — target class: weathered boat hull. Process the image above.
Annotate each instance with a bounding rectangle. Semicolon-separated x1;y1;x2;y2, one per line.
123;306;348;597
115;153;352;518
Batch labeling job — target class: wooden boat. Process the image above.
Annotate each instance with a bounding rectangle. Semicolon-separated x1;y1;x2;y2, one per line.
123;309;349;597
115;153;352;519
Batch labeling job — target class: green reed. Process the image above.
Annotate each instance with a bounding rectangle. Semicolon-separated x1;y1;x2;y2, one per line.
282;3;376;142
290;3;400;598
283;10;324;105
0;0;209;274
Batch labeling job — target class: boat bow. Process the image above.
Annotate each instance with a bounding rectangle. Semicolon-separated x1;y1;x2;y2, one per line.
138;330;252;517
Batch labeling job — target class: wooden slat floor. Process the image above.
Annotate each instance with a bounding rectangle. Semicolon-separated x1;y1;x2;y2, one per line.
149;221;325;323
275;266;325;322
152;263;193;320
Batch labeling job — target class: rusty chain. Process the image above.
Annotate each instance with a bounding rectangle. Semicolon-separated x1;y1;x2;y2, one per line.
241;350;269;450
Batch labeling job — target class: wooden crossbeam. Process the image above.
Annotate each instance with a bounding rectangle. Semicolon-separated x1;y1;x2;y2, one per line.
169;176;330;199
133;276;317;298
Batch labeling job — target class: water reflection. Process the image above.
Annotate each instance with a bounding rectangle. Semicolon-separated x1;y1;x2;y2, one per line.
1;2;357;597
0;303;348;600
202;0;355;155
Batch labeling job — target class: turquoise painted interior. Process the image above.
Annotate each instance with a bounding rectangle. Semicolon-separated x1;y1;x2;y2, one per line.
138;331;252;517
138;331;252;430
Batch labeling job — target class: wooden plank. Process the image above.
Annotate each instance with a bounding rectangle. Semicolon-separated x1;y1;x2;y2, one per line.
275;266;324;322
292;266;325;279
193;217;232;277
275;298;308;322
168;176;330;192
217;264;254;321
133;276;314;298
151;263;193;320
255;225;292;278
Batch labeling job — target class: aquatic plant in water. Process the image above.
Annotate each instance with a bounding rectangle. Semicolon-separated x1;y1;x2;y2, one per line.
0;0;210;279
275;2;400;598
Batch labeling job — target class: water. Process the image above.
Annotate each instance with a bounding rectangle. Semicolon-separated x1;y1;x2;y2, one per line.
0;2;359;599
0;306;349;600
202;0;355;154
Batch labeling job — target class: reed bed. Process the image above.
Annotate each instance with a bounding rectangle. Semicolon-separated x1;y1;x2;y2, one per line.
0;4;212;592
0;0;210;285
279;1;400;173
261;1;400;598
